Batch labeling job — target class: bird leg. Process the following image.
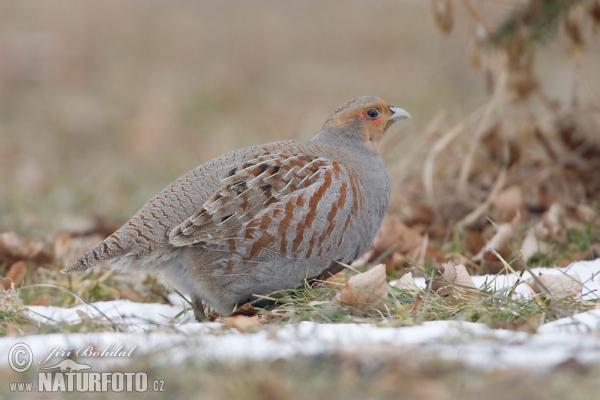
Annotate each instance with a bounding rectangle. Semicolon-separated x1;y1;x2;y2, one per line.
191;295;207;322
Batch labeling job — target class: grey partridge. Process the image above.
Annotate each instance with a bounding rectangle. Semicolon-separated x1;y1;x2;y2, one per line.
63;96;410;314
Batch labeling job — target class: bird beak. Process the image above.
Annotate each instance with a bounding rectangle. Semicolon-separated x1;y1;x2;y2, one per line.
389;107;411;121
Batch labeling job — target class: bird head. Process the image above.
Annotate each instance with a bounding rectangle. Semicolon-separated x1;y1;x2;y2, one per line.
318;96;410;153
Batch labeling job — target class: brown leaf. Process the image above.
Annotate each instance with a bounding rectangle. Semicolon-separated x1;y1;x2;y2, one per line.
542;203;564;239
520;203;573;262
473;212;520;262
1;261;28;290
340;264;388;312
441;262;477;289
351;249;372;268
76;310;92;322
493;315;542;333
481;246;513;274
222;315;262;333
402;203;434;227
386;252;408;274
0;232;52;266
432;261;479;297
492;185;523;222
228;303;258;317
423;246;446;270
54;233;104;267
526;273;582;299
464;232;486;256
27;298;49;306
521;225;551;262
408;295;424;318
394;272;420;293
371;218;423;257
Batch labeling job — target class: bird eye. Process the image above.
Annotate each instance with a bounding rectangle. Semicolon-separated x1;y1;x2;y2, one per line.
366;108;380;118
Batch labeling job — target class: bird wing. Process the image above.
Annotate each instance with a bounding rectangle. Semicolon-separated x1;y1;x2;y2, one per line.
168;151;360;261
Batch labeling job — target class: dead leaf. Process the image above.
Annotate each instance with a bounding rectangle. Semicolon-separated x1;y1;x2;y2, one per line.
542;203;564;238
54;233;104;267
423;246;446;270
492;315;542;333
432;261;477;296
371;218;423;257
481;246;513;274
408;295;424;318
464;232;486;256
573;204;597;223
351;250;372;267
526;273;582;299
492;185;523;222
402;203;434;227
0;232;52;266
520;203;572;262
228;303;258;317
394;272;420;293
473;212;520;262
339;264;388;312
521;224;551;262
442;262;477;289
386;252;408;274
1;261;28;290
27;298;49;306
76;310;92;322
222;315;262;333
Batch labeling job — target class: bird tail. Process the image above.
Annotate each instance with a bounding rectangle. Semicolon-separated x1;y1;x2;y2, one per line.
61;242;108;274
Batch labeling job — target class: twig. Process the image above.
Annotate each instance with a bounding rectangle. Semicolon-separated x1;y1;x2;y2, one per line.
462;0;494;38
423;106;486;208
457;97;513;229
458;72;508;194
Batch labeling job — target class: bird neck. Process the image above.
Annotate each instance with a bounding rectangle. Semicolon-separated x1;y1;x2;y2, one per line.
312;125;383;156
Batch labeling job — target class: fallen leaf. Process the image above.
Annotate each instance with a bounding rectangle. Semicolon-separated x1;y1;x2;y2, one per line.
27;298;49;306
473;212;520;262
54;233;104;267
573;204;597;223
371;218;423;257
542;203;564;238
492;315;542;333
227;303;258;317
386;252;408;274
481;246;513;274
423;246;446;270
432;261;477;296
441;262;477;289
340;264;388;312
520;203;572;262
0;232;52;266
351;250;372;267
526;273;582;299
1;261;28;290
464;232;486;256
492;185;523;222
408;295;424;318
521;225;551;262
402;203;434;227
394;272;420;293
222;315;262;333
76;310;92;322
